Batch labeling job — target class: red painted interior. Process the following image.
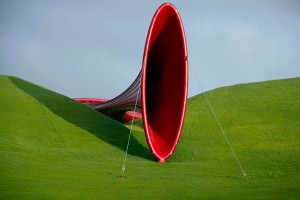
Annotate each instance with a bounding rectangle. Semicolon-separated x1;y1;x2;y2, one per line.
142;3;188;162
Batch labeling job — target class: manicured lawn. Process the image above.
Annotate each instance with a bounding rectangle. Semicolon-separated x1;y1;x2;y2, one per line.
0;75;299;199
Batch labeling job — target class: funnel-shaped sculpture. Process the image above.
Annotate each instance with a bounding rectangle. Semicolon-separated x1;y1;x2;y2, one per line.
75;3;188;162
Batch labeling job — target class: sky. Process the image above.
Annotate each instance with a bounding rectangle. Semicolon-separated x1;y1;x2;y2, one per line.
0;0;299;99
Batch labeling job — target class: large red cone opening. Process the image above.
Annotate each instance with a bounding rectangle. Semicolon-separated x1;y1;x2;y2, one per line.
73;3;187;162
141;3;188;162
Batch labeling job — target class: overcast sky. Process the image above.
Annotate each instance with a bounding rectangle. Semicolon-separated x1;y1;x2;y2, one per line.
0;0;299;99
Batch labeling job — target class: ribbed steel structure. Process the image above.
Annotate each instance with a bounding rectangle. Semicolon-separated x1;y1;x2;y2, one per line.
91;72;142;122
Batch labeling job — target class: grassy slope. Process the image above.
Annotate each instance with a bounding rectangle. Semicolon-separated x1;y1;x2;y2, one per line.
0;75;299;199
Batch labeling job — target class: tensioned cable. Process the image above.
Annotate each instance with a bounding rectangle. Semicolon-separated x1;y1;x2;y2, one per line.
189;61;247;179
119;82;141;178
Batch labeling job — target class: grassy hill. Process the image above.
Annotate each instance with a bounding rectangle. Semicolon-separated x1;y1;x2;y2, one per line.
0;75;299;199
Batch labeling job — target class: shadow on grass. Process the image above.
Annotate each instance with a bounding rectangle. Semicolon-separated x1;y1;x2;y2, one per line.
10;77;155;161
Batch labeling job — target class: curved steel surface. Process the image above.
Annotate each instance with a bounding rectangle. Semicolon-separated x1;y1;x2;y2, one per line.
89;72;142;122
75;3;188;162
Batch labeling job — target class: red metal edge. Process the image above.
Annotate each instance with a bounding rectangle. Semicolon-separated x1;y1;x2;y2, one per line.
123;111;143;123
73;98;108;104
141;3;188;162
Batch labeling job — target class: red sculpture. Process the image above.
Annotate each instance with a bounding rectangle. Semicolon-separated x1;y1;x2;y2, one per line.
75;3;188;162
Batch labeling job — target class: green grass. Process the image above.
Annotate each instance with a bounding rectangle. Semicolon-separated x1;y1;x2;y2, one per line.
0;74;299;199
